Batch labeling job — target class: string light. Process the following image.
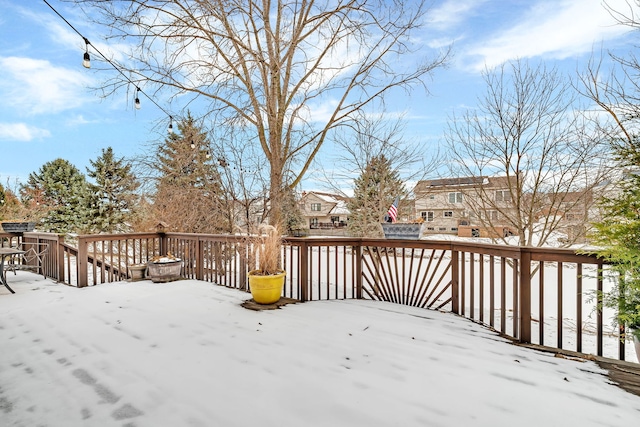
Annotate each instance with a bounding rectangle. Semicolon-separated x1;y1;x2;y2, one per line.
82;37;91;68
168;116;174;133
42;0;174;124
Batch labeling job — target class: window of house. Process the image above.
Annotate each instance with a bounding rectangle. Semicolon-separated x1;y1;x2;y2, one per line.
429;195;435;200
448;192;463;203
331;216;340;223
427;227;435;231
444;211;453;218
565;214;575;220
310;203;321;211
495;190;512;202
487;210;498;221
310;218;319;227
421;211;434;222
451;227;458;231
439;227;447;231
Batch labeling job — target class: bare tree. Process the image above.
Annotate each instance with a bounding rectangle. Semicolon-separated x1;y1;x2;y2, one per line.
317;111;439;235
70;0;448;228
578;51;640;164
320;111;439;197
604;0;640;28
212;131;270;235
445;59;610;247
0;178;31;222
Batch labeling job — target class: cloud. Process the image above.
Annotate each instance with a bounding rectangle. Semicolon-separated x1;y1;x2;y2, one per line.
462;0;632;72
427;0;489;31
16;5;130;63
0;56;94;115
64;114;99;127
0;123;51;141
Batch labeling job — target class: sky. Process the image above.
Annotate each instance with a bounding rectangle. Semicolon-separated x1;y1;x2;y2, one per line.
1;272;640;426
0;0;637;191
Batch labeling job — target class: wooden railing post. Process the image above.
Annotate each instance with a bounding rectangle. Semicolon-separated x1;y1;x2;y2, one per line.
596;260;604;357
299;240;308;302
355;243;363;299
77;235;88;288
196;237;203;281
158;232;167;256
239;241;247;291
451;246;459;314
519;248;532;343
58;236;66;283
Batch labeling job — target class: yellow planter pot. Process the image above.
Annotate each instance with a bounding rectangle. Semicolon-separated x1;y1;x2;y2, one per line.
248;271;286;304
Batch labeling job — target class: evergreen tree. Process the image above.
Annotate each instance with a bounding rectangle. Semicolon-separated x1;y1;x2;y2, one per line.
589;138;640;337
86;147;140;233
20;159;91;233
347;155;405;238
153;113;227;233
282;187;305;235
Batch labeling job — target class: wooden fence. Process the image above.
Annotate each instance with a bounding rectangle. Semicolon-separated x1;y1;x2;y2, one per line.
0;231;634;362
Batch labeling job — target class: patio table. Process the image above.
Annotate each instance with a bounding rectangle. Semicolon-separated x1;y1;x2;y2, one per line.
0;247;25;294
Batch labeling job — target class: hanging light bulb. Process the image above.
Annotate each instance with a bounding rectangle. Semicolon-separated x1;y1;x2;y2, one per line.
206;150;212;159
134;87;141;110
168;116;174;133
82;38;91;68
190;140;196;149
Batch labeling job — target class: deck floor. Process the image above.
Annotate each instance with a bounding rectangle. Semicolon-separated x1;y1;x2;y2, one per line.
518;343;640;397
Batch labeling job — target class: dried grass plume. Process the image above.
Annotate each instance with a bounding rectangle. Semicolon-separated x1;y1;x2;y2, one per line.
250;224;283;276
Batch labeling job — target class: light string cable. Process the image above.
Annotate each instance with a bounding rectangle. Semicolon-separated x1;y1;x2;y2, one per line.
41;0;174;131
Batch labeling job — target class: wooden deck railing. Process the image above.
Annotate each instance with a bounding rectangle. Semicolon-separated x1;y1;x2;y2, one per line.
1;231;634;362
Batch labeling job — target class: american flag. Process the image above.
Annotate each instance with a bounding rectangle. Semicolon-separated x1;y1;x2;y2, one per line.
387;197;399;223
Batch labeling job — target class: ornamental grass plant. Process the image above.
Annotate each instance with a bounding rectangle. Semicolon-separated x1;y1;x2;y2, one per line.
250;224;283;276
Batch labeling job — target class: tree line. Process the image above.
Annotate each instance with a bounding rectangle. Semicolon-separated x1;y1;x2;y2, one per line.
4;0;640;248
0;113;303;235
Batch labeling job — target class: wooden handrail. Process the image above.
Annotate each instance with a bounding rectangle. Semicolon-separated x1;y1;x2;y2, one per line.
8;230;630;362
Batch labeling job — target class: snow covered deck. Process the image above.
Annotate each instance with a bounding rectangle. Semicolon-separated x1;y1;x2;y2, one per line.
1;272;639;426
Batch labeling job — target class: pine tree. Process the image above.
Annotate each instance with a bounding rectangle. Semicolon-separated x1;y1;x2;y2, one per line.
347;155;405;238
20;159;91;233
589;138;640;337
282;187;305;235
86;147;140;233
152;113;228;233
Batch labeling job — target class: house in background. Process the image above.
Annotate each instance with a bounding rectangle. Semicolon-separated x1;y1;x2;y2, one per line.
299;191;350;235
547;189;600;244
413;176;516;238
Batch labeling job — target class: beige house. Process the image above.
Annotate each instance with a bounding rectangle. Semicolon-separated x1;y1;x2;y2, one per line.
414;176;516;237
545;189;600;244
299;191;350;230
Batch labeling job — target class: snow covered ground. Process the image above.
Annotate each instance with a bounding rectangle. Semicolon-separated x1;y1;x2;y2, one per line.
1;271;640;427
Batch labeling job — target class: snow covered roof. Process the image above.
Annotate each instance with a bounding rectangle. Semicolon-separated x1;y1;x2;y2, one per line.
329;200;350;215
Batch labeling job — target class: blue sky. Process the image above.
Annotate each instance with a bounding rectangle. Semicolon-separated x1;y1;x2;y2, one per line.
0;0;636;190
